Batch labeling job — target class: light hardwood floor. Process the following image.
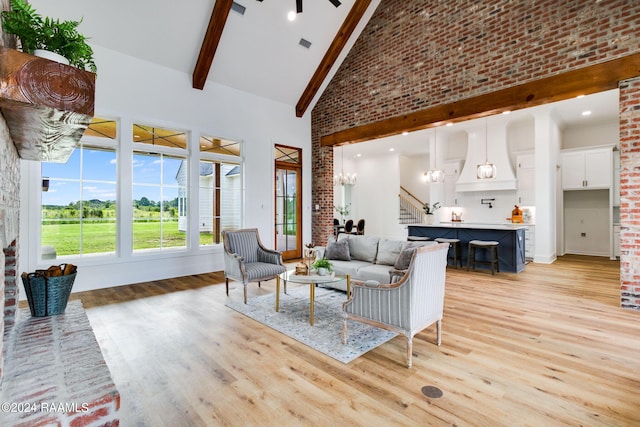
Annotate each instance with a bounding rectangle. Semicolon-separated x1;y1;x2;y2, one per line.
68;255;640;426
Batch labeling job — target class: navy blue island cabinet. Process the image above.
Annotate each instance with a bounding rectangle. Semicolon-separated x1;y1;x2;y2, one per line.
408;224;527;273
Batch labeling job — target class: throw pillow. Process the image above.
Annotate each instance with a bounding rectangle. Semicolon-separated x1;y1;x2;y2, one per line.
376;239;404;265
325;239;351;261
394;247;417;270
347;235;379;262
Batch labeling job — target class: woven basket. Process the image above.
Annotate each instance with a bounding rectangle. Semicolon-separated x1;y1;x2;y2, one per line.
22;269;77;317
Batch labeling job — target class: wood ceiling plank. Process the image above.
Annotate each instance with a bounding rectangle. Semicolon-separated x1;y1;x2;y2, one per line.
321;53;640;146
295;0;372;118
192;0;234;90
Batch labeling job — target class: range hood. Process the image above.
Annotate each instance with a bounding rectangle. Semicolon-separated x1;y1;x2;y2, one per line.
456;118;517;192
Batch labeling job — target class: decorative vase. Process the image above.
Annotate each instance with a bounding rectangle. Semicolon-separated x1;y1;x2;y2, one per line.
424;214;434;225
318;267;328;276
34;49;69;65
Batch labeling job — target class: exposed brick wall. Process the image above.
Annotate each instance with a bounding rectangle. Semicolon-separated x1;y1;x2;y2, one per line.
0;110;20;383
311;0;640;308
619;76;640;309
3;240;17;328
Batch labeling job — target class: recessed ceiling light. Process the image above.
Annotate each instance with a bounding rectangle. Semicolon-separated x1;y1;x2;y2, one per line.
576;94;585;99
389;148;395;152
446;123;453;127
287;10;296;21
356;153;362;157
402;131;408;136
582;110;592;116
502;111;511;115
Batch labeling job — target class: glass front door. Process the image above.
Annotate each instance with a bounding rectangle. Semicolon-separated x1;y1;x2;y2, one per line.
275;145;302;260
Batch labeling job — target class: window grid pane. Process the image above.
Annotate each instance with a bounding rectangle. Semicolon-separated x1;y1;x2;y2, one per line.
41;146;117;257
132;152;187;251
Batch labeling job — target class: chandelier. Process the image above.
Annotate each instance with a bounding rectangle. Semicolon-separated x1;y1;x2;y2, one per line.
424;127;444;183
477;118;497;179
334;146;356;186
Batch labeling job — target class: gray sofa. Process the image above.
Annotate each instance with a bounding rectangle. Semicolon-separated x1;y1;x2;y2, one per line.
314;234;436;291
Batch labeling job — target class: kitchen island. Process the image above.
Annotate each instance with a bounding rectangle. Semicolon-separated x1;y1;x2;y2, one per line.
408;223;527;273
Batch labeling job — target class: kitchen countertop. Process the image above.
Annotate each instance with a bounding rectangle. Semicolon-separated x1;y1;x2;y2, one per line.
410;222;530;230
407;223;527;273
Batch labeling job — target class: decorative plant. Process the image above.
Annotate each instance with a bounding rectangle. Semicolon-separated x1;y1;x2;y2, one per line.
1;0;97;72
311;258;333;272
334;204;351;218
423;202;441;215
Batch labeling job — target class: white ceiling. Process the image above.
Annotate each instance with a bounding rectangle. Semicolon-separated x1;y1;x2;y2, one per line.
31;0;363;107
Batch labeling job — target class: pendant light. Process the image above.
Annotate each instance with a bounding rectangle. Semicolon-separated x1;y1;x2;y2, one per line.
477;118;497;179
334;146;356;186
424;127;444;183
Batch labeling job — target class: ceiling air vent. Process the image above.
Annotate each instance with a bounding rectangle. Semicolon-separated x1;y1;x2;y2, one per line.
299;38;312;49
231;2;246;15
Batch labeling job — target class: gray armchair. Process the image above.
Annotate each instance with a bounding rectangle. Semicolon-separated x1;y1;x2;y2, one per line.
222;228;286;304
342;243;449;368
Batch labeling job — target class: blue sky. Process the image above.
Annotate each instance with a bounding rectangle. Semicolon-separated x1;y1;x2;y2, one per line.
42;149;182;206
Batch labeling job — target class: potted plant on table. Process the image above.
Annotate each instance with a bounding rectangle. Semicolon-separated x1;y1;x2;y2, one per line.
311;258;333;276
422;202;441;225
334;204;351;224
1;0;97;72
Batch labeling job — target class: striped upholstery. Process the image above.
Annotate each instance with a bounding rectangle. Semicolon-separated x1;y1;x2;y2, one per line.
225;230;260;263
222;228;286;303
342;243;449;368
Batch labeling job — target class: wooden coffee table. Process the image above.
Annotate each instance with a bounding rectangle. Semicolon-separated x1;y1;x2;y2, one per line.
275;270;350;326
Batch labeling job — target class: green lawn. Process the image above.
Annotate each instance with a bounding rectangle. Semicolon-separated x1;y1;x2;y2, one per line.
42;220;191;255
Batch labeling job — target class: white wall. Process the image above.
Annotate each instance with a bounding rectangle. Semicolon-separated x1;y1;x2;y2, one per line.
19;45;312;293
562;122;619;150
350;153;407;240
400;154;430;204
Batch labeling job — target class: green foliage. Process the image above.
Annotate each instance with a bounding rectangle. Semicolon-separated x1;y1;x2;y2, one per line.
422;202;441;215
1;0;97;72
311;258;333;272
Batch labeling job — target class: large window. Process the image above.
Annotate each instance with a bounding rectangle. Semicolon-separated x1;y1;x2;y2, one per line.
37;118;243;261
132;124;188;251
199;135;242;246
41;117;118;258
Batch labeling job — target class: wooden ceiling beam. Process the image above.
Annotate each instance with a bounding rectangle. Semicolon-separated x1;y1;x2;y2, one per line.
321;53;640;146
295;0;372;118
192;0;234;90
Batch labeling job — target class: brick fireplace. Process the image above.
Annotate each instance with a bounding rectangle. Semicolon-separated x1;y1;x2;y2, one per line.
0;113;20;382
0;114;121;426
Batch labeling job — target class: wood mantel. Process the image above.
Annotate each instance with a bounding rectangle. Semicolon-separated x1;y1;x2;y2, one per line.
0;47;95;162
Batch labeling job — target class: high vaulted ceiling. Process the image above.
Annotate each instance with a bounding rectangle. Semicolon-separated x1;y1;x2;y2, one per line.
30;0;378;115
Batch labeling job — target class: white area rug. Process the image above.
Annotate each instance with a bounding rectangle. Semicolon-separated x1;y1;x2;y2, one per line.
226;286;397;363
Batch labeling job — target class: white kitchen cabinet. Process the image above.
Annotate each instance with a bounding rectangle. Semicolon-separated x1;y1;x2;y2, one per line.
443;160;462;206
561;147;612;190
516;154;535;206
523;224;535;260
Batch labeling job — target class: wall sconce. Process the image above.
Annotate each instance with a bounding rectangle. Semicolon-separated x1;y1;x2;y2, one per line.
42;177;49;192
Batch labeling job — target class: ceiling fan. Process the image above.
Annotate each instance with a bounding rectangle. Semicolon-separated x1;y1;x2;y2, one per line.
256;0;342;13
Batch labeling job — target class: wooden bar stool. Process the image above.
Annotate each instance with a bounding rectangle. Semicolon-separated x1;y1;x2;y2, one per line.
434;237;462;268
467;240;500;275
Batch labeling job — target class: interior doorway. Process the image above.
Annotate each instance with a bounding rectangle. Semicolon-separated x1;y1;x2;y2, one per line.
274;145;302;260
